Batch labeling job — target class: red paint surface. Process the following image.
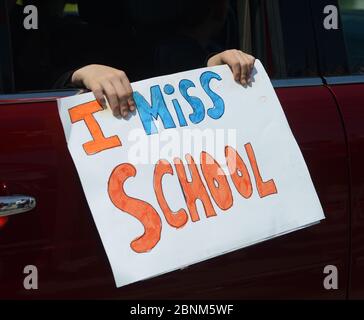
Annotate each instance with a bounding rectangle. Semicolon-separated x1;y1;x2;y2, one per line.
0;217;8;229
327;84;364;299
0;84;356;298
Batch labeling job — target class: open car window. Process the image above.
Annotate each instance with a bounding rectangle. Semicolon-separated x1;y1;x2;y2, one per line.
3;0;242;94
1;0;324;96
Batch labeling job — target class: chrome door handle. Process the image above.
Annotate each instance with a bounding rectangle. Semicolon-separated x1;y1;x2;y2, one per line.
0;195;36;217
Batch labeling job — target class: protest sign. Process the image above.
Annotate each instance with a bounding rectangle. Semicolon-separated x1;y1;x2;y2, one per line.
57;60;324;287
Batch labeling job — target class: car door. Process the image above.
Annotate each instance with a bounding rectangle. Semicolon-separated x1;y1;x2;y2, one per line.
207;0;349;299
311;0;364;299
0;92;119;299
0;0;350;299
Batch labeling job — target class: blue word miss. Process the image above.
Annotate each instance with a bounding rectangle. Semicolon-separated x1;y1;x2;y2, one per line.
133;71;225;135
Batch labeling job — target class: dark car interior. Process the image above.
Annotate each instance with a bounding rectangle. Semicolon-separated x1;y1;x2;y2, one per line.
1;0;363;94
7;0;240;92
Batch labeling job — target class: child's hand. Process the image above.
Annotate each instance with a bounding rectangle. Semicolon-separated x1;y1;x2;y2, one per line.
71;64;136;118
207;50;256;86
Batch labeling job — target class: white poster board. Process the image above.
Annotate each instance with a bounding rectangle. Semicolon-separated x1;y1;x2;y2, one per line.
57;61;325;288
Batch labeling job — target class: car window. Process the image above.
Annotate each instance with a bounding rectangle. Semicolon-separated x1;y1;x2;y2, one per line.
338;0;364;75
3;0;321;94
5;0;242;93
0;0;15;93
247;0;319;79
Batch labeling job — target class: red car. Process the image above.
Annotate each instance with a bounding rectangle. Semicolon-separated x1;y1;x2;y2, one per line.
0;0;363;299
